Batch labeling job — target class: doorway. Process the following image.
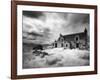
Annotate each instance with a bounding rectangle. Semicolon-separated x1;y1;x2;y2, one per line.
76;43;79;48
55;43;57;48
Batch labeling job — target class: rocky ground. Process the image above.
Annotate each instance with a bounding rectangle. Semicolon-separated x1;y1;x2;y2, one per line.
23;48;89;69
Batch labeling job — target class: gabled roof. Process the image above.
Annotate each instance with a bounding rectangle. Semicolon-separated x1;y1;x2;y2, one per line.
63;32;85;39
58;31;86;42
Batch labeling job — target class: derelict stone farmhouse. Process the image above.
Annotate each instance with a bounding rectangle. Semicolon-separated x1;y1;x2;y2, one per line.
51;28;89;50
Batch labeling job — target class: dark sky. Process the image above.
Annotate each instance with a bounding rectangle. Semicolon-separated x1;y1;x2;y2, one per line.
22;11;89;44
23;11;44;18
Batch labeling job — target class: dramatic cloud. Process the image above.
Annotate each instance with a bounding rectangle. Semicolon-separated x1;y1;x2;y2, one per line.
22;11;89;44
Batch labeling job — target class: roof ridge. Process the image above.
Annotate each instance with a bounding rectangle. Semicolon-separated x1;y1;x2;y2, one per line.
62;31;84;37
